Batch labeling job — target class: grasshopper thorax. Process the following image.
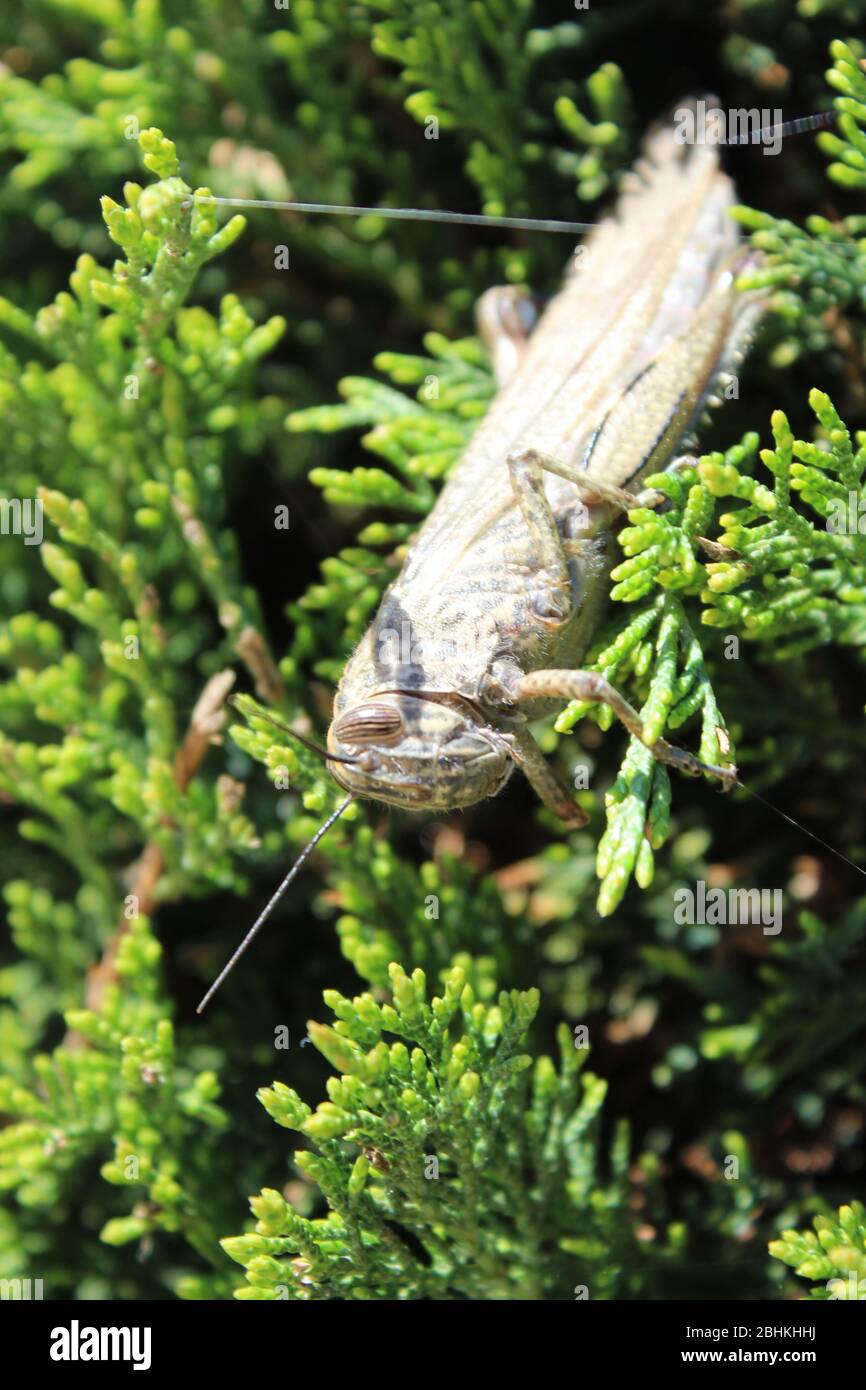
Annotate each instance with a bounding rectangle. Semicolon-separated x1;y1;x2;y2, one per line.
326;691;513;812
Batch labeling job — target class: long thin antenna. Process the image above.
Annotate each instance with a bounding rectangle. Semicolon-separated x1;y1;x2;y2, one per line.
720;110;834;144
182;188;866;256
186;195;597;235
196;793;355;1013
179;109;840;237
734;777;866;880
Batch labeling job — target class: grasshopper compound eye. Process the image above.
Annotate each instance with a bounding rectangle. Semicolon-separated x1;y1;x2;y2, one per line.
332;703;405;744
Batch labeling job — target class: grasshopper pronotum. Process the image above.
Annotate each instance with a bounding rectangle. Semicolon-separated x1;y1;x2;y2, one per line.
198;105;771;1011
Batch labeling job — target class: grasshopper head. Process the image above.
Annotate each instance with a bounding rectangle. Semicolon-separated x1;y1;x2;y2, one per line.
326;693;513;811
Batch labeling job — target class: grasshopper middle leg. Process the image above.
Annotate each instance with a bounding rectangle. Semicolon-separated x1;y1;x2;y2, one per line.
503;445;737;794
507;445;667;518
505;443;662;631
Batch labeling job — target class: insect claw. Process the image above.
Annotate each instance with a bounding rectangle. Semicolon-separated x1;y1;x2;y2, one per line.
709;762;739;791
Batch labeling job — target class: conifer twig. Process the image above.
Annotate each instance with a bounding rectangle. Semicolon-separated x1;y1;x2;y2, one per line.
80;670;237;1020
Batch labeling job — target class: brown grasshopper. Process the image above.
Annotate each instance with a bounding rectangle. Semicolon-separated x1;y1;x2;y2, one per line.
325;119;762;825
198;110;766;1011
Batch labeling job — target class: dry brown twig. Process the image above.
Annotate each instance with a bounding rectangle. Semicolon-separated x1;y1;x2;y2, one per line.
80;668;238;1021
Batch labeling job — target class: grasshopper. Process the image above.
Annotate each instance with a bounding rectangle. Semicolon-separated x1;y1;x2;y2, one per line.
325;117;762;825
198;108;767;1011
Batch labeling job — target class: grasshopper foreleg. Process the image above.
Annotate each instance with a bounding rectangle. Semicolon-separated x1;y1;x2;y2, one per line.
509;727;589;828
515;668;738;789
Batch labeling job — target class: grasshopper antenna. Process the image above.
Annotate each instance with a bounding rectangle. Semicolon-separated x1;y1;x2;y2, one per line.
181;194;596;235
196;793;355;1014
179;109;838;235
720;110;834;145
173;109;866;259
732;776;866;881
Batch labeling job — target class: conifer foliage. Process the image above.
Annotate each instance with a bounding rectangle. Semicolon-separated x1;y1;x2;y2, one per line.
0;5;864;1301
